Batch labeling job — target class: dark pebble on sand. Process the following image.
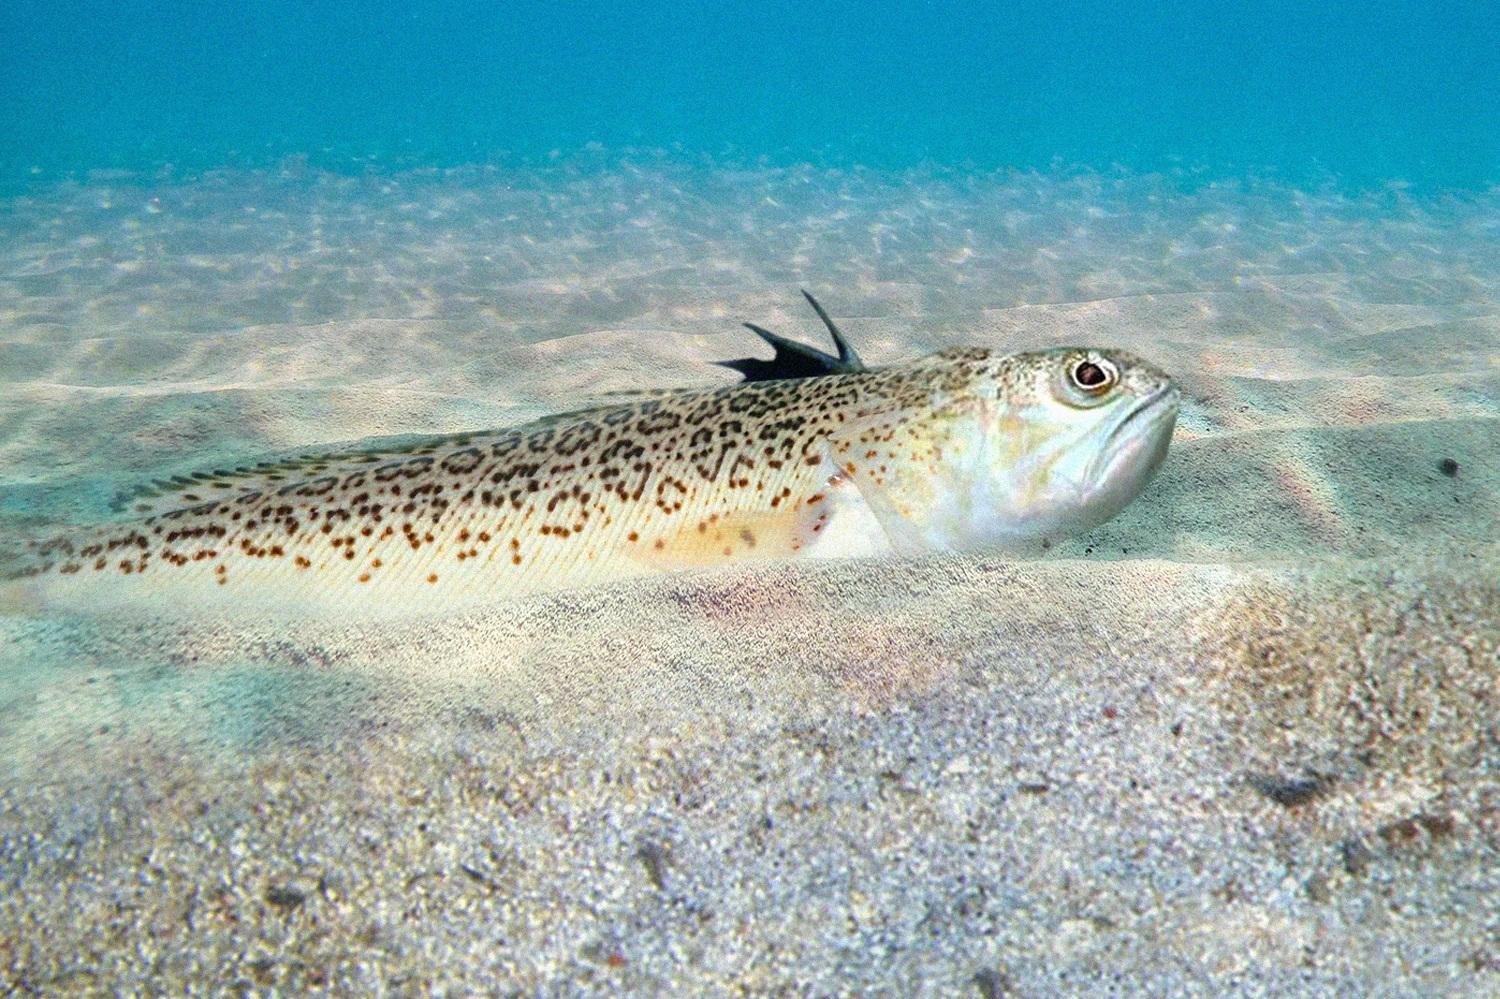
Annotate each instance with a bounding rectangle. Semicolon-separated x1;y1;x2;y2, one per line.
1250;772;1328;808
1341;838;1374;876
265;885;307;911
1438;457;1459;476
974;966;1014;998
635;840;669;890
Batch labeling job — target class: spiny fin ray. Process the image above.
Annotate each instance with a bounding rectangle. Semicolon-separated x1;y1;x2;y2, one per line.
717;290;867;382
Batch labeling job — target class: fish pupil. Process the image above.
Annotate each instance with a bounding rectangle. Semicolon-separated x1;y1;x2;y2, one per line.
1073;361;1108;389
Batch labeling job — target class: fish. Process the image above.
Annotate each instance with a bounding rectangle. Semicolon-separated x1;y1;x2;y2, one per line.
1;293;1180;619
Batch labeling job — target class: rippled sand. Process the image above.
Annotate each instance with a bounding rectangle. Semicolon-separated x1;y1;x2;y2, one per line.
0;161;1495;994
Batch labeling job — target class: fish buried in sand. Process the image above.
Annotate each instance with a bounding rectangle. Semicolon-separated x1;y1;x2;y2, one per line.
3;293;1180;618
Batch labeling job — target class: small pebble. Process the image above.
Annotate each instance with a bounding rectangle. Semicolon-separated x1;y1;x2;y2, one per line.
974;967;1013;998
265;885;307;911
635;840;669;890
1250;773;1327;808
1341;838;1374;876
943;755;974;777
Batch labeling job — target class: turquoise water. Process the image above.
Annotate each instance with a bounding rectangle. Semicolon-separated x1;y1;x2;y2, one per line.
3;1;1497;189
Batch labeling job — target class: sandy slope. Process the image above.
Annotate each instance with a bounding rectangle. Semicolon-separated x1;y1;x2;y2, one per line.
0;162;1495;994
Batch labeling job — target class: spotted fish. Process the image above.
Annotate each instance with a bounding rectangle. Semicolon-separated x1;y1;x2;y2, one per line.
2;294;1180;619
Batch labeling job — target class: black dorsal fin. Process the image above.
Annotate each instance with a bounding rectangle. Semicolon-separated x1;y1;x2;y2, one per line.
717;290;867;382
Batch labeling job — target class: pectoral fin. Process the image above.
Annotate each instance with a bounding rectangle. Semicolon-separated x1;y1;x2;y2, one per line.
638;470;887;570
639;506;812;569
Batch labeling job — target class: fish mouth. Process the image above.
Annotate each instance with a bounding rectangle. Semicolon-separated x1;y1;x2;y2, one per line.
1090;384;1180;484
1107;384;1180;449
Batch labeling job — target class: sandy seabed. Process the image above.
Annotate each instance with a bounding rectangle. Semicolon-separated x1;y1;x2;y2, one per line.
0;159;1496;995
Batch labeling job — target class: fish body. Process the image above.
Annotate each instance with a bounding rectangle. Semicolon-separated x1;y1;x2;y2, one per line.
4;322;1179;619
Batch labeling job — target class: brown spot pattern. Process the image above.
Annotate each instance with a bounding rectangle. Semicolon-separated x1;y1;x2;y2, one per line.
13;349;1012;599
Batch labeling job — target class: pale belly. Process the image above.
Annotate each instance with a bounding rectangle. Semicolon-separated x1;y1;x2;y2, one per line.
6;456;895;622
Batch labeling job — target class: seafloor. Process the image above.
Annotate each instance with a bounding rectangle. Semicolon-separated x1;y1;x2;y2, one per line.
0;160;1496;995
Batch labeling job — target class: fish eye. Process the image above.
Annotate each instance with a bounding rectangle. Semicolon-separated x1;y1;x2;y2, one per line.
1069;358;1116;394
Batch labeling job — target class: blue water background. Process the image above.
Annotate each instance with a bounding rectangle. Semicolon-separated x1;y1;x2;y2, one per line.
2;1;1496;189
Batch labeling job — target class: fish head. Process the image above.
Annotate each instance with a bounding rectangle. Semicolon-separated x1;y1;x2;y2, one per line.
998;346;1180;543
848;346;1179;552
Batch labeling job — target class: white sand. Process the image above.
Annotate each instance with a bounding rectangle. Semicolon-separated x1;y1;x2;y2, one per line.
0;161;1495;994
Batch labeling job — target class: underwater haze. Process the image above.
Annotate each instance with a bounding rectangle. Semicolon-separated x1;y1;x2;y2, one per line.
2;0;1498;188
2;2;1499;996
